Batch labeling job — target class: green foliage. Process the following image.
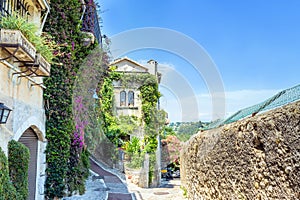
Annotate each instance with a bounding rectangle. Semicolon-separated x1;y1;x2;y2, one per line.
180;185;188;198
139;74;162;139
0;13;55;62
118;72;158;89
45;128;71;198
99;71;162;153
161;126;176;139
143;135;158;153
66;148;90;195
8;140;30;200
0;146;18;200
43;0;98;195
118;115;139;135
98;69;124;146
176;121;204;141
124;136;140;154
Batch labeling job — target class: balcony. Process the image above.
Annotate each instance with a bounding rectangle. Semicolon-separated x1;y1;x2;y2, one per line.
0;29;36;62
0;29;51;76
20;53;51;77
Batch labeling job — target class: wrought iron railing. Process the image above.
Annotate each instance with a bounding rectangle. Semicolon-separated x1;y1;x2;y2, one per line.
0;0;30;18
81;0;102;45
93;11;102;45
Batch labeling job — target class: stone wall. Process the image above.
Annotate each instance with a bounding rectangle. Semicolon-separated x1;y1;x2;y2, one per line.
181;101;300;199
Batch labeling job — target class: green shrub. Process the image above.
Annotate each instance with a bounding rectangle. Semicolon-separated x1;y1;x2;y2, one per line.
0;146;18;200
124;136;140;154
8;140;30;200
143;135;158;153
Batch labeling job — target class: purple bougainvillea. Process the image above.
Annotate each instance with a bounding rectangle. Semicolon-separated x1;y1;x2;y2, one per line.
73;96;88;148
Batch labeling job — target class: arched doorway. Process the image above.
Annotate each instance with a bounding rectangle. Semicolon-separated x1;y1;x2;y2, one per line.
18;127;38;200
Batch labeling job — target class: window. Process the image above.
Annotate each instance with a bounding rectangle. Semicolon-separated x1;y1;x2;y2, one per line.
120;91;126;106
128;91;134;106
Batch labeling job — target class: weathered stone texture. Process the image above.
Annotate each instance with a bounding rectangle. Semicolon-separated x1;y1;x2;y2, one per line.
181;101;300;199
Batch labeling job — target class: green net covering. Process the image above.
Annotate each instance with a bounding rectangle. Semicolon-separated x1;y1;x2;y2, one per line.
206;84;300;130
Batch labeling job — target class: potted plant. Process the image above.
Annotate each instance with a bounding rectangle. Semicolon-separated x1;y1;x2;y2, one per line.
0;13;55;76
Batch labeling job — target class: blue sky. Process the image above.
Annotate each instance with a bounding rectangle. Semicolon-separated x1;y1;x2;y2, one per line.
99;0;300;122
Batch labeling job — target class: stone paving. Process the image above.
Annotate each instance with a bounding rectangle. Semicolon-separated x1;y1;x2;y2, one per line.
63;158;186;200
62;171;108;200
128;178;186;200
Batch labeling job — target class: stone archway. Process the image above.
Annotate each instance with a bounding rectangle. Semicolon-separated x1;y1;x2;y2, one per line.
18;127;38;200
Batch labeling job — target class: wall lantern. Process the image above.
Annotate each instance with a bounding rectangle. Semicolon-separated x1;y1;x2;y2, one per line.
0;103;12;124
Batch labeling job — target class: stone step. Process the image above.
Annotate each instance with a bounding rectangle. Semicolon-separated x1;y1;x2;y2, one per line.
107;192;133;200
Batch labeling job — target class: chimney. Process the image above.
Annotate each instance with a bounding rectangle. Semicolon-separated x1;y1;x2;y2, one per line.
147;59;158;75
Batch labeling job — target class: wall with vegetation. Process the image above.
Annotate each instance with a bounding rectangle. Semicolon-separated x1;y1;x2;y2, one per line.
43;0;99;198
181;101;300;199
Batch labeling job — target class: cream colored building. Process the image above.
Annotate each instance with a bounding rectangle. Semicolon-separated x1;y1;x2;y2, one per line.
0;0;50;199
110;57;161;120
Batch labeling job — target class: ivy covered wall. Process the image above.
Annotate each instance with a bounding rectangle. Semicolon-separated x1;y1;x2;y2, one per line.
99;71;164;151
43;0;99;198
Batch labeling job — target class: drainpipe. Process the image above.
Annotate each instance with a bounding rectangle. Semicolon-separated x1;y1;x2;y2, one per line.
39;0;50;34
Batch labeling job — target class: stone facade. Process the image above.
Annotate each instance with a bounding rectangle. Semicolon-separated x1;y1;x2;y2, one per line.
110;58;162;188
0;1;49;199
110;57;160;121
181;100;300;199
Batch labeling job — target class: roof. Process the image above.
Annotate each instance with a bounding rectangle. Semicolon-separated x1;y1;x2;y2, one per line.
110;57;149;71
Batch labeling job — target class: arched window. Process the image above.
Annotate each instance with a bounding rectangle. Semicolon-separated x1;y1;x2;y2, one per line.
120;91;126;106
128;91;134;106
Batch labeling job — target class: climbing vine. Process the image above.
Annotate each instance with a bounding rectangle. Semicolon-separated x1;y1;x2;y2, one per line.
98;67;124;146
97;69;166;187
99;70;162;152
43;0;99;198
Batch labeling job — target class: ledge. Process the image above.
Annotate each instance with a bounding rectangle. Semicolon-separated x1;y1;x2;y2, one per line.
0;29;36;62
116;106;138;110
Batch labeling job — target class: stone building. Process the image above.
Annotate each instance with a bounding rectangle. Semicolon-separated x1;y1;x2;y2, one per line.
110;57;161;119
110;57;163;187
0;0;50;199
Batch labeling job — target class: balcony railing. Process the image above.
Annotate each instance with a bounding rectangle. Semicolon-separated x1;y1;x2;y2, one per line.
0;0;30;18
81;0;102;45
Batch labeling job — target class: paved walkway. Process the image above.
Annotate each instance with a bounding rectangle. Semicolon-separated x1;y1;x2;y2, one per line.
128;178;185;200
64;158;185;200
90;158;133;200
